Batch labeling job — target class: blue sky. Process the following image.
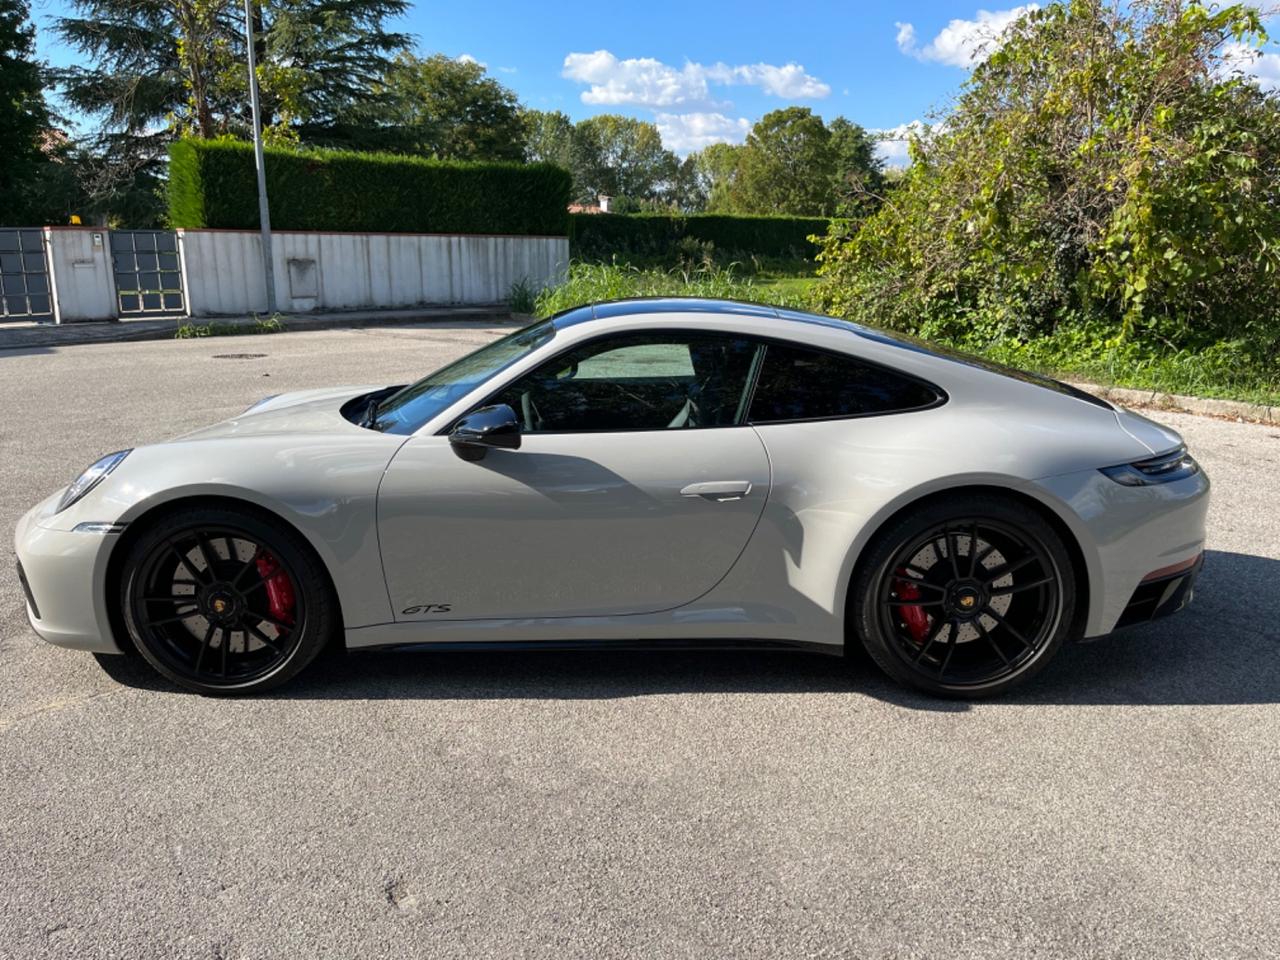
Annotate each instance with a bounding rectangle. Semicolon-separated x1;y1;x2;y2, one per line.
29;0;1280;161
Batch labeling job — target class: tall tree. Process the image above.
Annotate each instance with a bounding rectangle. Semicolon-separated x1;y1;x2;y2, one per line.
0;0;52;223
732;107;836;216
570;114;675;204
522;108;575;170
691;142;744;213
54;0;410;144
828;117;884;217
349;52;525;159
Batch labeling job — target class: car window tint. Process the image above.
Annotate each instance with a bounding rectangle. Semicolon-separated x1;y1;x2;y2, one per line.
491;333;760;432
749;343;940;423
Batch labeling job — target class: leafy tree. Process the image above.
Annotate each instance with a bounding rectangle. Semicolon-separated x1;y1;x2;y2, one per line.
569;114;675;204
692;142;743;213
828;117;884;218
349;52;525;160
522;108;576;172
0;0;52;223
814;0;1280;367
732;107;836;216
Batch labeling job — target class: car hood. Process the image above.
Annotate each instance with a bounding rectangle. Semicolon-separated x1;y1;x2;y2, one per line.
175;385;382;441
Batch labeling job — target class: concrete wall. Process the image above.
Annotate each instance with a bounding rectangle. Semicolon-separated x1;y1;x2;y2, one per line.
44;227;116;322
178;229;568;317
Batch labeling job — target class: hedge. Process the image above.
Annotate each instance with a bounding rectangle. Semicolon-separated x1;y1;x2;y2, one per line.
569;213;830;262
168;139;572;236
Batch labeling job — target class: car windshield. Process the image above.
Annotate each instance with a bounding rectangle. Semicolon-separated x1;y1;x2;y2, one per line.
371;320;556;434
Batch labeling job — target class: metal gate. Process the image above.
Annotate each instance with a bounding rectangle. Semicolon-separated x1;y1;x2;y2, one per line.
0;229;53;322
111;230;185;316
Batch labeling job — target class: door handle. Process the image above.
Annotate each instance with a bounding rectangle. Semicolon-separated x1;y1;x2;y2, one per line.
680;480;753;502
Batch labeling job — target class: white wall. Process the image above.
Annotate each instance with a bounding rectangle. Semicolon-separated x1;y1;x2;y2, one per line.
44;227;116;322
178;229;568;317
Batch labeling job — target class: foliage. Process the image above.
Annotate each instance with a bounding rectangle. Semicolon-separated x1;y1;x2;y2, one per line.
692;109;884;218
813;0;1280;374
507;277;538;314
569;114;675;204
168;138;572;234
174;315;285;337
345;52;525;160
533;262;814;319
569;212;830;264
0;0;52;224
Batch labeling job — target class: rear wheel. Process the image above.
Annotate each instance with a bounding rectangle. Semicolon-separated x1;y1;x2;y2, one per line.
119;505;336;695
851;495;1076;698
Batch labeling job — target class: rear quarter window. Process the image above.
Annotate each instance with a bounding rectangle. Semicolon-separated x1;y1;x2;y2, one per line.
749;343;942;423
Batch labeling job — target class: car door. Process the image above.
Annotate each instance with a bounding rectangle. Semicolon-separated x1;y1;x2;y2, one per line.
377;331;771;622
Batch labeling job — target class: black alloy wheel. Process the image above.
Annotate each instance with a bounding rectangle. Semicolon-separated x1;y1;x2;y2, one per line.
119;506;335;694
852;495;1076;697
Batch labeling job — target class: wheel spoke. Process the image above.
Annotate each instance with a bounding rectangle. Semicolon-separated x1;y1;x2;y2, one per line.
975;620;1010;667
894;577;947;595
989;576;1054;597
194;534;218;580
141;610;201;628
231;547;261;588
883;597;947;608
945;530;962;580
168;543;208;584
967;524;981;576
194;623;216;673
246;610;294;633
938;624;960;676
982;606;1035;651
983;554;1039;585
912;616;949;663
139;595;198;604
245;622;282;654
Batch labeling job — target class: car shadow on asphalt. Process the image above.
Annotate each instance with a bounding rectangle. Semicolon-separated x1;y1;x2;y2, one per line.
96;549;1278;709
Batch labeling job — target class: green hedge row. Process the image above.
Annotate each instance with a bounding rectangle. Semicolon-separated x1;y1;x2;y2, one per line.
168;140;572;235
569;213;830;261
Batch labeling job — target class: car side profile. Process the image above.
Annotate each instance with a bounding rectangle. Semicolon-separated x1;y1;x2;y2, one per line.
14;299;1209;697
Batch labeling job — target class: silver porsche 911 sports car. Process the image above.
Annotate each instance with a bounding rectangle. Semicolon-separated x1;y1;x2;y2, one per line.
14;299;1209;697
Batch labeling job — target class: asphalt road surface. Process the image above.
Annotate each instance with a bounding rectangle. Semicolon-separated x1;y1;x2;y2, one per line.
2;325;1277;959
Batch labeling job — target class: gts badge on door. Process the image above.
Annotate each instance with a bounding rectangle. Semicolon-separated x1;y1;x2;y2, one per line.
402;603;453;616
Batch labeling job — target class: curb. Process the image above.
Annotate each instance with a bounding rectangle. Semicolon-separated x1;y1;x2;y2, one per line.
0;305;518;351
1066;380;1276;425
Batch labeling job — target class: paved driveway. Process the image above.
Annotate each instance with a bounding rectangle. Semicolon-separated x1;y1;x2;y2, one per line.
1;326;1277;959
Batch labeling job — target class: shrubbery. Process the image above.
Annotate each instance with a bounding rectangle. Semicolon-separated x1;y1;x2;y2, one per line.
168;139;572;235
570;212;830;264
812;0;1280;383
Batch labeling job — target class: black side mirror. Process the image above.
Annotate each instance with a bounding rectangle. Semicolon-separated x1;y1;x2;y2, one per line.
449;404;522;461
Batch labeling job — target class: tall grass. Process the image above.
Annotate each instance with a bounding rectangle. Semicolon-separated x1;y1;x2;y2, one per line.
533;262;816;319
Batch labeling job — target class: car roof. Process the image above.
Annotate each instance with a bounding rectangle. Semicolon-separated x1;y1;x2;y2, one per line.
549;297;1112;411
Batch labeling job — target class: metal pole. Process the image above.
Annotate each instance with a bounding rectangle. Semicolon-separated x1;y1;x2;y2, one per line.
244;0;277;314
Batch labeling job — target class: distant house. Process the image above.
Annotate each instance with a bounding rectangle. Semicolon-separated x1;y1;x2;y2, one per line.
568;195;612;214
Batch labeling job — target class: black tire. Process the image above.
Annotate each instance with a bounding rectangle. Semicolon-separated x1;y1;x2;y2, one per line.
850;494;1077;698
118;504;337;695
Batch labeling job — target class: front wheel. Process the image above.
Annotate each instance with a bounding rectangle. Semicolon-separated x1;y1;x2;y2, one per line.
118;505;337;695
851;495;1077;698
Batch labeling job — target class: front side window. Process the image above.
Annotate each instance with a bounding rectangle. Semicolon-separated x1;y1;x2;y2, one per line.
749;343;941;423
373;320;556;434
489;333;760;432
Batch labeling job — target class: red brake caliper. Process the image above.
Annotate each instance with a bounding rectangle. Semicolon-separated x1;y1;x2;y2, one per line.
894;568;931;645
255;551;296;626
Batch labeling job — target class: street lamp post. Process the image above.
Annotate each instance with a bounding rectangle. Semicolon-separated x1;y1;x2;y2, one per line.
243;0;277;314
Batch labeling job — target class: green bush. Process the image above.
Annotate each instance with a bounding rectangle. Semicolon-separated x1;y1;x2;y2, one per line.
570;213;830;263
169;139;572;235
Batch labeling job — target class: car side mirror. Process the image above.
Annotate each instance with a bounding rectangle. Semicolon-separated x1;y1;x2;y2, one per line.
449;404;522;461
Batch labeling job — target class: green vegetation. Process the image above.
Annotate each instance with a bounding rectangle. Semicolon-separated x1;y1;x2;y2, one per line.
569;213;830;267
811;0;1280;406
168;139;571;235
0;0;53;224
174;316;286;339
532;263;815;320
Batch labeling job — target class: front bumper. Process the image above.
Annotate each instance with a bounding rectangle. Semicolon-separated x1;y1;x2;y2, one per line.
1115;552;1203;629
13;497;125;654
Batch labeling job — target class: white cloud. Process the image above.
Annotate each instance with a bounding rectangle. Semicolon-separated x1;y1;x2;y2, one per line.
873;121;930;167
562;50;830;107
896;6;1038;68
655;112;752;153
456;53;486;68
496;66;518;75
1222;41;1280;92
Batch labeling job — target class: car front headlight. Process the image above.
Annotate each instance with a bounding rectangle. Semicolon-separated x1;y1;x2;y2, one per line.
56;450;131;513
1099;445;1200;487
